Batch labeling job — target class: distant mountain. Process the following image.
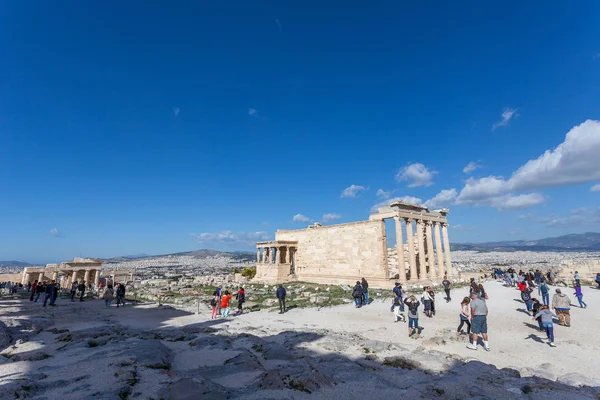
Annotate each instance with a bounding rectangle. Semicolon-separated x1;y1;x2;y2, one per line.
104;249;255;262
452;232;600;252
0;261;32;267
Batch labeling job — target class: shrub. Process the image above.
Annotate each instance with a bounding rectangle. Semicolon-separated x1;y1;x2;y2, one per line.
241;266;257;279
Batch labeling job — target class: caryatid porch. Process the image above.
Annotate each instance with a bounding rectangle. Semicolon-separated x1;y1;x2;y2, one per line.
255;240;298;282
370;201;454;283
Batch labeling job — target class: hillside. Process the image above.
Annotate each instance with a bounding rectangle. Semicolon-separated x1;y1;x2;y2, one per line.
452;232;600;252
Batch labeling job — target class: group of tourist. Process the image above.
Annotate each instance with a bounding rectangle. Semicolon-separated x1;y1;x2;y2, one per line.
352;278;370;308
210;286;247;318
101;282;126;308
0;281;24;294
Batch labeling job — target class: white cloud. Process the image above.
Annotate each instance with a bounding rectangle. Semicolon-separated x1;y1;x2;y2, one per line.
248;108;258;117
456;120;600;210
423;188;458;209
396;163;436;187
49;228;61;237
173;107;180;117
462;161;480;174
452;224;474;231
292;214;310;223
340;184;367;198
521;207;600;228
492;193;545;210
591;184;600;192
191;231;270;244
492;107;518;130
371;196;422;213
376;189;391;199
322;213;341;222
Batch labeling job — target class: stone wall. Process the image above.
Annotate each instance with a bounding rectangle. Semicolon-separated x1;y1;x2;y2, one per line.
275;220;390;287
0;273;24;283
558;260;600;282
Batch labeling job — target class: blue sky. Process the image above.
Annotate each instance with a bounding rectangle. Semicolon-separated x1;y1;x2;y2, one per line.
1;1;600;263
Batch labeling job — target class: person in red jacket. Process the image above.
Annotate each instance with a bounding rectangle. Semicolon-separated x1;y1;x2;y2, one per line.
30;280;38;301
220;291;232;318
517;281;527;292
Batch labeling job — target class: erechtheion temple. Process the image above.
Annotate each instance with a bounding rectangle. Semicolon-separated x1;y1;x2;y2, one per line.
255;201;454;288
21;258;103;288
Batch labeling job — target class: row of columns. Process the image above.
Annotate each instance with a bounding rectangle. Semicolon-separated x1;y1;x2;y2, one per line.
257;246;293;264
393;216;453;282
24;270;101;288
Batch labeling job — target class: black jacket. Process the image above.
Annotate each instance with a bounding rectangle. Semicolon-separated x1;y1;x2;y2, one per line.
352;285;363;298
361;280;369;291
276;287;286;299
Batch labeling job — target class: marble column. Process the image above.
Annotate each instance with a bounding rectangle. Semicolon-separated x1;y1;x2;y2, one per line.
263;248;269;264
425;221;436;279
394;216;407;283
433;222;445;277
52;272;58;281
256;249;260;263
441;223;454;276
84;270;90;284
71;270;78;284
24;273;30;285
404;218;418;281
416;220;427;280
285;247;291;263
94;270;100;288
38;272;44;281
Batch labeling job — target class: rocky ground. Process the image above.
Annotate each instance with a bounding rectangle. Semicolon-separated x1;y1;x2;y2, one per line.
1;282;600;399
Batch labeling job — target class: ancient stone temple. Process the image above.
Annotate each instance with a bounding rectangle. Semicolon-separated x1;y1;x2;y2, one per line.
254;201;453;288
21;258;103;288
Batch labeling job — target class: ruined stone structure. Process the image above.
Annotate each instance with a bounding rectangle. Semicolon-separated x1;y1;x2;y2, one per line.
255;201;453;288
21;258;103;288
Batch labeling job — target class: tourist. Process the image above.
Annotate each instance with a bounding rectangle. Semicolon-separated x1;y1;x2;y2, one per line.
352;281;363;308
30;280;38;301
392;292;405;323
220;290;232;318
552;289;571;327
235;287;245;314
361;278;369;305
403;295;420;337
276;284;286;314
548;270;555;285
78;281;86;301
70;281;78;302
102;284;114;308
478;284;488;300
469;278;478;293
538;279;550;306
574;271;581;287
214;286;222;314
532;298;543;331
210;291;219;319
51;280;59;306
115;283;126;308
517;280;527;292
521;286;533;315
467;292;490;351
456;297;471;336
442;276;451;302
34;281;44;303
43;281;54;307
595;273;600;289
533;305;558;347
421;287;433;317
573;285;587;308
428;287;436;316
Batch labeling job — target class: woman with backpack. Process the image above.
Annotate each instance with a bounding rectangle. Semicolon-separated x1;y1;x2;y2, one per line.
352;281;364;308
210;290;220;319
102;284;114;308
235;287;245;314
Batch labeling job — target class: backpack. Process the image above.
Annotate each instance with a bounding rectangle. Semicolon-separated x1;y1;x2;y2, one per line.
210;298;217;307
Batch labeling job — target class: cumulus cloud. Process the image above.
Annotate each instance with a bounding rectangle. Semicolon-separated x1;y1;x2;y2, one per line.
371;196;422;212
322;213;341;222
173;107;180;117
191;231;270;244
49;228;61;237
376;189;391;199
423;189;458;209
591;184;600;192
292;214;310;223
492;107;518;130
456;120;600;209
521;207;600;228
340;185;367;198
248;108;258;117
396;163;436;187
462;161;480;174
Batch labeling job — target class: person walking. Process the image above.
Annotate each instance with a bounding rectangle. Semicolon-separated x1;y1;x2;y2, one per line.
392;292;406;322
115;283;126;308
210;292;219;319
235;287;245;314
573;285;587;308
276;284;286;314
467;292;490;351
521;286;533;315
428;287;436;316
403;295;420;337
43;281;54;307
70;281;78;302
421;287;433;317
220;290;232;318
533;305;558;347
78;281;86;301
361;278;369;305
392;282;404;311
102;284;114;308
51;281;59;306
538;279;550;306
552;289;571;327
456;297;471;336
442;276;451;302
30;280;38;301
532;298;543;331
478;284;488;300
213;287;222;315
352;281;363;308
34;281;44;303
574;271;581;287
